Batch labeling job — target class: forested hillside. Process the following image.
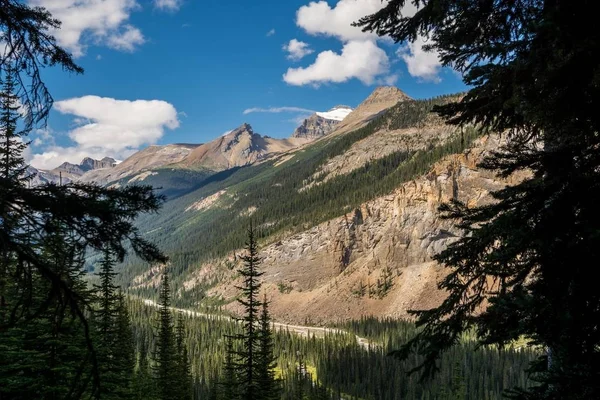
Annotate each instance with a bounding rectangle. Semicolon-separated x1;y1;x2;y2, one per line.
127;298;536;400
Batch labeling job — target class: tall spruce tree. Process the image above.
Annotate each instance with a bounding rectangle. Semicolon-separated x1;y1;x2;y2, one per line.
133;339;154;400
221;336;239;400
92;246;136;399
93;248;121;399
175;312;193;400
152;271;179;400
0;66;27;327
256;294;278;400
112;292;136;399
357;1;600;398
232;224;264;400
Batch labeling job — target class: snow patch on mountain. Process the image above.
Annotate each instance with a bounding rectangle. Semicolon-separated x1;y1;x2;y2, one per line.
316;106;353;121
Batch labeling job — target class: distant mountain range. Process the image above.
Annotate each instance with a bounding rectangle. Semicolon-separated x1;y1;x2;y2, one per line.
26;86;515;325
33;88;411;190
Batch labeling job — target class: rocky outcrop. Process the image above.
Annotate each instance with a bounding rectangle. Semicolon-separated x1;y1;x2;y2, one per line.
178;123;299;171
52;157;117;181
80;157;116;171
292;114;340;141
186;135;527;324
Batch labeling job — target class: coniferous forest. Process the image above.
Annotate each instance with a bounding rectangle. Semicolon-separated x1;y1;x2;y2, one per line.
2;1;600;400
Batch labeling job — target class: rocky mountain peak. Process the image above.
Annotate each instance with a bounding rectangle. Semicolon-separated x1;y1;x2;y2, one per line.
227;123;255;137
292;114;340;141
80;156;116;171
362;86;411;106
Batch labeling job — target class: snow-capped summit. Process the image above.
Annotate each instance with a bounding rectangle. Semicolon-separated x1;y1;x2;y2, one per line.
316;105;353;121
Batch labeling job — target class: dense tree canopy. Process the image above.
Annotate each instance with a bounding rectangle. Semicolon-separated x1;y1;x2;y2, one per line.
358;1;600;398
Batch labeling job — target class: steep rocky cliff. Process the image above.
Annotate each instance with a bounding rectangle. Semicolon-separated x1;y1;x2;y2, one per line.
292;114;341;141
179;135;526;324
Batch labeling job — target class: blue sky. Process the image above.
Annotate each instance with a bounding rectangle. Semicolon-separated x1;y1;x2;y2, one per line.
27;0;466;169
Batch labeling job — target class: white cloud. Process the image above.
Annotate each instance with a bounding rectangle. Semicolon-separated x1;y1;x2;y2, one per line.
266;29;276;37
107;25;145;52
397;35;442;82
296;0;386;41
283;39;314;61
287;0;442;85
30;96;179;169
283;40;390;86
29;0;144;57
243;106;316;115
154;0;183;12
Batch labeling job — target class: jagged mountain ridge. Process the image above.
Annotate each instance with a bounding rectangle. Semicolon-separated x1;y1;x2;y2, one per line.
26;156;117;186
176;123;301;171
53;156;116;181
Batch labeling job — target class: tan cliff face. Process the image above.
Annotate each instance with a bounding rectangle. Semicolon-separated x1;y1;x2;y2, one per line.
291;114;340;141
179;135;528;324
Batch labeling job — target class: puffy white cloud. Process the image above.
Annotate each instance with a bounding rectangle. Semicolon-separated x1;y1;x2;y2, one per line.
154;0;182;12
243;106;316;115
29;0;144;57
287;0;442;85
106;25;145;52
266;29;276;37
397;35;442;82
296;0;385;41
283;39;314;61
283;40;390;86
30;96;179;169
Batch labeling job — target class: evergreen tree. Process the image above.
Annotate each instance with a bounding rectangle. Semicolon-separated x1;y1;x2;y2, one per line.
175;312;193;400
357;1;600;398
152;270;179;400
232;224;264;400
256;294;278;400
92;248;136;399
0;65;29;183
112;292;136;399
93;248;121;398
2;3;166;398
133;340;154;400
221;336;239;400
